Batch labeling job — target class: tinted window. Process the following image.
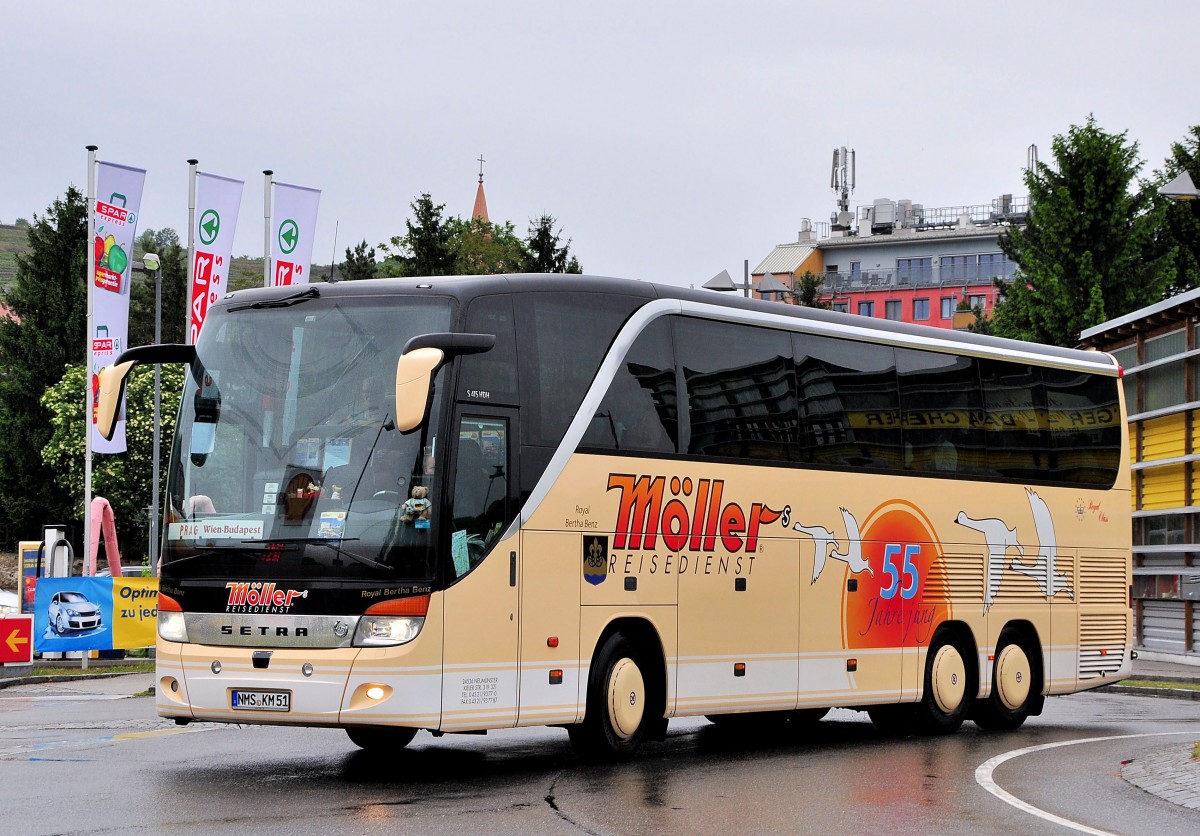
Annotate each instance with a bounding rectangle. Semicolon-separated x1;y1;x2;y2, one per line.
451;416;512;576
979;359;1045;480
1042;366;1121;487
794;334;900;469
459;295;517;405
516;293;641;447
582;318;676;454
897;349;983;474
676;319;798;461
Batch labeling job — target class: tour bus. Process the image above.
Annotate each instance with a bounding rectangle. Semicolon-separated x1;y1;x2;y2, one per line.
97;274;1131;760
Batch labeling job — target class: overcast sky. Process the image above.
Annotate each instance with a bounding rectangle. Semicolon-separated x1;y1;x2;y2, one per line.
3;1;1195;287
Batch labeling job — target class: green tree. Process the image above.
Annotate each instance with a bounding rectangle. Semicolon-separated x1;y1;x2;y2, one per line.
786;271;829;308
449;217;528;275
966;303;994;335
41;363;184;562
130;231;187;347
523;214;582;273
340;239;377;281
138;228;180;252
992;116;1174;346
379;194;457;277
1156;125;1200;295
0;186;88;546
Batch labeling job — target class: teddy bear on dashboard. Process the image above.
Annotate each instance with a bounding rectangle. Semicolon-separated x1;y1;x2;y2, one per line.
400;485;432;529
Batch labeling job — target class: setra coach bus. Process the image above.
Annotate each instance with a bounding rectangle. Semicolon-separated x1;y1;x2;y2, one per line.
97;274;1132;760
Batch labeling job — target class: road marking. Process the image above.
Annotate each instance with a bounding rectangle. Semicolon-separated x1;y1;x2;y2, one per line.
975;731;1200;835
0;725;213;759
0;694;133;702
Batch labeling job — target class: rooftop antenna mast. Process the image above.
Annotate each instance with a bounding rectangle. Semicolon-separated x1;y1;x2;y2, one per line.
830;146;856;233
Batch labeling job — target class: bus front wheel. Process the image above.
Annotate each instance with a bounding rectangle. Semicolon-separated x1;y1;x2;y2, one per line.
569;632;651;762
972;630;1038;731
345;725;418;751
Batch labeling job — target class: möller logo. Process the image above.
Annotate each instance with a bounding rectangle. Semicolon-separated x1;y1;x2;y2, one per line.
225;582;308;613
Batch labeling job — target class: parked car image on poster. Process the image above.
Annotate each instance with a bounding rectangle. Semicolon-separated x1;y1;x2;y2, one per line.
48;591;103;634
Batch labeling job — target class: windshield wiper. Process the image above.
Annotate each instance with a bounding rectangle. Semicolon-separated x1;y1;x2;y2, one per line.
229;286;320;312
161;543;292;568
240;537;393;573
164;536;389;574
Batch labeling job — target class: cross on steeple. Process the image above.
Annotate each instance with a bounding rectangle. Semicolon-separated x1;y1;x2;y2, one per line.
472;154;490;223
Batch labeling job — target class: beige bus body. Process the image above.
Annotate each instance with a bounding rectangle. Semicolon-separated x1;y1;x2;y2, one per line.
155;293;1131;746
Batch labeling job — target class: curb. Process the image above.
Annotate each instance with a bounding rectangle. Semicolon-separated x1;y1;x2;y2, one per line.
1103;684;1200;701
1122;743;1200;811
0;672;151;691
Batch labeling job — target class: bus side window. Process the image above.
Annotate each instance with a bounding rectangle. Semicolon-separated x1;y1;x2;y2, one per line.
676;318;798;462
584;319;677;454
897;348;983;476
795;333;900;469
451;417;510;576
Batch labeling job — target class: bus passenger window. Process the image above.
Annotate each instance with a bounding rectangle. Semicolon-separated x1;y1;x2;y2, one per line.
583;319;677;454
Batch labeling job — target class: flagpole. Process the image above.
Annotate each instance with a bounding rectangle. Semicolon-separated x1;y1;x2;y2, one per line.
186;160;198;342
263;170;273;287
84;145;97;574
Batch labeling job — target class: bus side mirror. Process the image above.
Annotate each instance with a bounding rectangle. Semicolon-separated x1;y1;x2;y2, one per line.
394;348;444;433
96;361;136;441
393;333;496;433
95;344;197;441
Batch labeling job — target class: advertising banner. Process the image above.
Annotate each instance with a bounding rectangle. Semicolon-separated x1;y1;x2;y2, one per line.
18;540;40;614
0;615;33;665
33;576;158;652
91;161;146;453
190;172;244;344
270;181;320;287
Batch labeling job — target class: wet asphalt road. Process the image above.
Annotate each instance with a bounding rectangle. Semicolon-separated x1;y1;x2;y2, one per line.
1;675;1198;835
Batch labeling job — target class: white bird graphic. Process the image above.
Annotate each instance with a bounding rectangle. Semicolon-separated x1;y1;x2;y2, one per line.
793;508;873;583
1008;489;1074;598
955;511;1022;613
793;521;837;584
830;508;873;576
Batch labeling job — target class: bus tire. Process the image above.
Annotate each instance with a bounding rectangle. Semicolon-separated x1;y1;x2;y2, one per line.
972;629;1038;731
345;725;417;751
913;631;970;735
569;632;651;762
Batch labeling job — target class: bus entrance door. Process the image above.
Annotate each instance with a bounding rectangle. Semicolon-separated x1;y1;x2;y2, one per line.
440;413;519;730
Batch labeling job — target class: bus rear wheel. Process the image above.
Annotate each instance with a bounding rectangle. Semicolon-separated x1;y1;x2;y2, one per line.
569;632;652;762
345;725;417;751
972;631;1038;731
913;632;970;735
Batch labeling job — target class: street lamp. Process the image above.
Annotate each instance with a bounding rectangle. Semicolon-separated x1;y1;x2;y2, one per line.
134;254;162;573
1159;171;1199;201
757;272;791;301
703;260;759;298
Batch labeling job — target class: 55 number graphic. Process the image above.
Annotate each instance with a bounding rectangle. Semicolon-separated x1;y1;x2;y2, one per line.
880;543;920;600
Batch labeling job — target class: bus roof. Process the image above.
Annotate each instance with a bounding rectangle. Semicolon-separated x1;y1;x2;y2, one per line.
216;274;1117;372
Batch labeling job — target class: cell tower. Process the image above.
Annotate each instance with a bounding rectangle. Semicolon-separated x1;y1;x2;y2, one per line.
830;146;856;233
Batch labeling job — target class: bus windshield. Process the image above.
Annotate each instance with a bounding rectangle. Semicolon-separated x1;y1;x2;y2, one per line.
163;295;453;582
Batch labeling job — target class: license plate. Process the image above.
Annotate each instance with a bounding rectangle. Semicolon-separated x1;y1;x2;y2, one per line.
230;689;291;711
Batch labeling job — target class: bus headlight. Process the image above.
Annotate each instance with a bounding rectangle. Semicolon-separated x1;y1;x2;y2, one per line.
158;610;189;643
353;615;424;647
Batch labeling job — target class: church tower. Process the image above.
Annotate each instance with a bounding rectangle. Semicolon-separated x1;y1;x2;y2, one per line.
472;154;489;223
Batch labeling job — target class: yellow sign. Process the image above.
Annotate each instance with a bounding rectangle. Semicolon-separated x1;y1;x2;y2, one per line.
112;577;158;649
